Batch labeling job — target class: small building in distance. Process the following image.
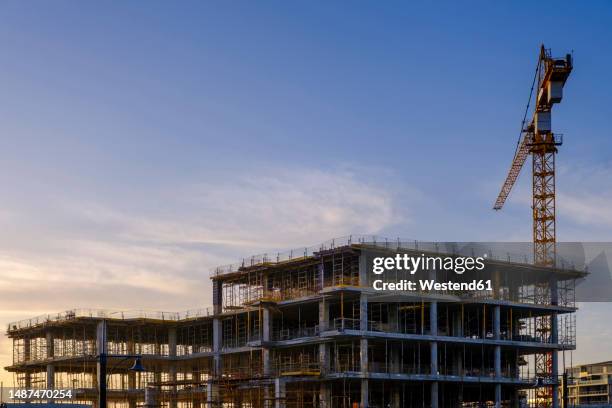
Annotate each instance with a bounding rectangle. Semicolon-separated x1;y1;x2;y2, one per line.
563;361;612;406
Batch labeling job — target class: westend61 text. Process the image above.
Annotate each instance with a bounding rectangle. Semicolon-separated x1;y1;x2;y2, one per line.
373;279;493;292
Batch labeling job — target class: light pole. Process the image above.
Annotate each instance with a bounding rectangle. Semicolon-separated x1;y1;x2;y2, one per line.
98;352;145;408
97;320;144;408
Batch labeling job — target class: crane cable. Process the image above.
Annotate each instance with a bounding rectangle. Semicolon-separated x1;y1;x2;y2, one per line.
513;56;541;158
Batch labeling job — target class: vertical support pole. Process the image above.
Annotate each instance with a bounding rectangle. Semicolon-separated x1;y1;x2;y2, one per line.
46;365;55;392
430;296;438;408
359;251;368;287
23;336;31;388
212;280;222;379
360;378;369;408
127;336;136;408
46;331;54;402
360;292;369;408
430;381;438;408
96;320;107;408
168;327;177;408
205;381;218;408
263;307;271;376
494;305;502;408
275;378;286;408
495;384;502;408
453;308;463;377
319;299;330;374
212;318;221;377
551;277;559;408
319;382;330;408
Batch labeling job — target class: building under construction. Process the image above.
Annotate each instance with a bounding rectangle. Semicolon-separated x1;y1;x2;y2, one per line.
5;237;583;408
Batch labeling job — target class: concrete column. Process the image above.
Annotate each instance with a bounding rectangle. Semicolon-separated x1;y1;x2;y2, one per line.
263;307;272;376
318;263;325;290
168;327;177;408
494;304;502;408
46;330;55;398
46;331;54;359
319;344;329;374
359;252;369;287
23;337;31;388
319;298;329;332
319;382;330;408
46;364;55;389
359;290;369;406
430;381;438;408
453;309;463;337
212;318;221;376
430;341;438;375
495;346;501;377
493;306;501;340
388;303;398;332
430;301;438;336
430;300;438;408
127;337;137;408
169;327;177;357
263;308;271;341
96;320;107;394
319;298;330;375
275;378;286;408
360;293;368;331
550;277;559;408
205;381;218;408
24;336;31;362
360;294;369;408
212;280;223;315
493;270;502;300
360;378;369;408
263;348;271;377
495;384;502;408
360;338;369;374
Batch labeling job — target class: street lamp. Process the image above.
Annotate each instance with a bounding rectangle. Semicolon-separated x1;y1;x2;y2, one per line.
98;353;145;408
97;320;145;408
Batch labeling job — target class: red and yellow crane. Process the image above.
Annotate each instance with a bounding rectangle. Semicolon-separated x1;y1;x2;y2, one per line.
493;45;573;407
494;44;572;265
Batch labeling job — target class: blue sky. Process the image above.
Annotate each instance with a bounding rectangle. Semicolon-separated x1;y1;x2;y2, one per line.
0;1;611;381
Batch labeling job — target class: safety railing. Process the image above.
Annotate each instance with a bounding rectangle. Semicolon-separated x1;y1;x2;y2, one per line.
8;308;215;332
211;235;586;278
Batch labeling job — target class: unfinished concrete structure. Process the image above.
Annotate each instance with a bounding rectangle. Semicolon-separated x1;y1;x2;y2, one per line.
5;237;583;407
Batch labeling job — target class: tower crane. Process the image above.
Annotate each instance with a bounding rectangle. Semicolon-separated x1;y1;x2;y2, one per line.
494;45;572;265
493;45;572;407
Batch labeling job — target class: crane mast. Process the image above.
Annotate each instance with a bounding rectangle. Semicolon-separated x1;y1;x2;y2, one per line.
493;45;573;407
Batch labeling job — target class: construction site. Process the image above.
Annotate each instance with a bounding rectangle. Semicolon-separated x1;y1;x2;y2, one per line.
4;46;583;408
5;236;584;408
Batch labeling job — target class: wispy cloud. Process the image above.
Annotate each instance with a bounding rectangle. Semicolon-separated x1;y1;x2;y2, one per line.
0;164;393;315
0;165;398;337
